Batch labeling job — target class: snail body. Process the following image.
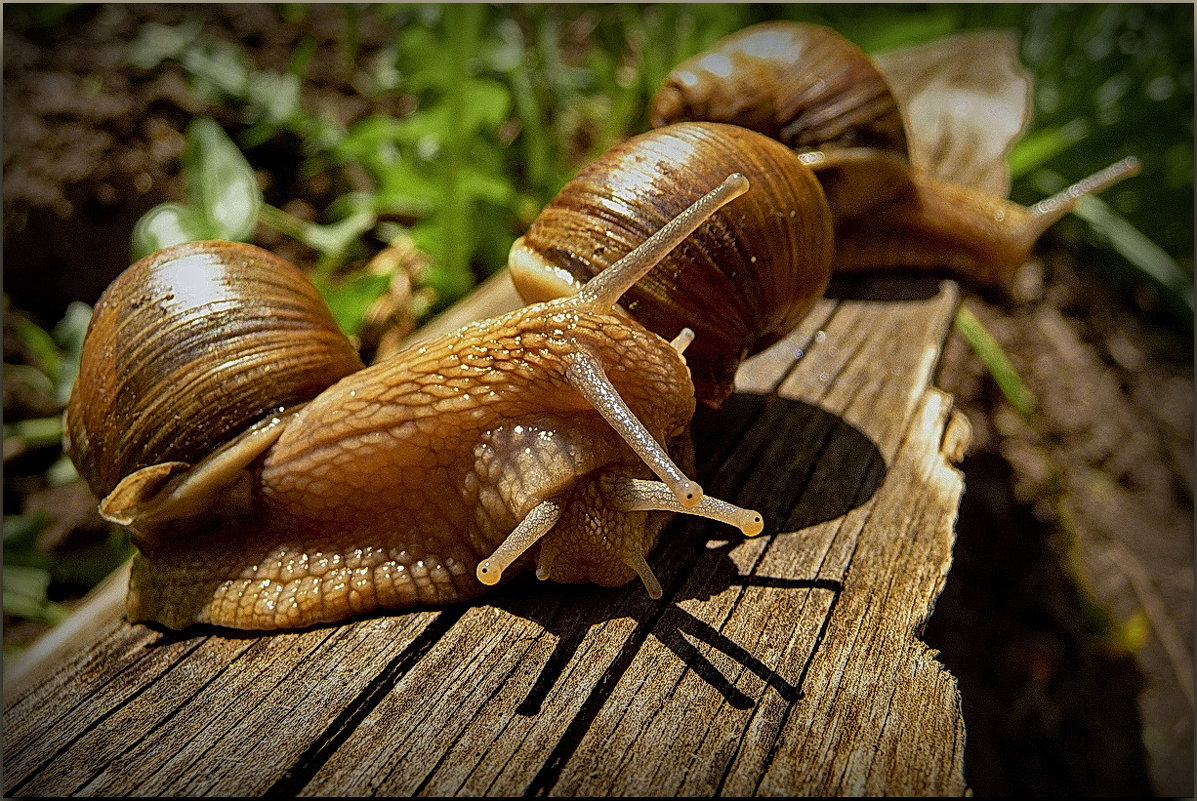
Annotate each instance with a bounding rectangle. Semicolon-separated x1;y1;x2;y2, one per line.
67;178;763;631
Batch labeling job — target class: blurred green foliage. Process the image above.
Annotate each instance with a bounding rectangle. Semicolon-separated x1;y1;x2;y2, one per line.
132;117;263;259
955;305;1038;421
3;300;134;643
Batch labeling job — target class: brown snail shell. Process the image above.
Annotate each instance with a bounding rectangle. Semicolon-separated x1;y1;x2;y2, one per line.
508;121;834;407
647;22;920;257
64;240;365;501
648;23;1037;226
644;25;1138;292
650;21;909;161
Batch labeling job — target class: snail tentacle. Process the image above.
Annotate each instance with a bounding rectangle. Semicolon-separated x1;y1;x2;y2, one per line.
476;497;563;586
624;549;664;600
564;348;702;508
605;475;764;537
576;172;749;309
1025;156;1142;231
670;327;696;354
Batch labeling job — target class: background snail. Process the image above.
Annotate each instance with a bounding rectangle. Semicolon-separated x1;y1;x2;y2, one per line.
65;177;763;631
509;22;1138;406
66;21;1136;632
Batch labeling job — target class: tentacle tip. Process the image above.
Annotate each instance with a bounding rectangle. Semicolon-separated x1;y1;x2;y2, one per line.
725;172;749;194
476;561;503;586
740;511;765;537
626;551;664;600
675;480;703;508
670;326;696;355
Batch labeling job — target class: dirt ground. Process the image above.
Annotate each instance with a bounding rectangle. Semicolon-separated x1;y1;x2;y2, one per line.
931;256;1193;796
4;5;1192;796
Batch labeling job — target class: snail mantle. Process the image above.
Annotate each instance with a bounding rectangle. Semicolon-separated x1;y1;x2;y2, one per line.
6;266;970;796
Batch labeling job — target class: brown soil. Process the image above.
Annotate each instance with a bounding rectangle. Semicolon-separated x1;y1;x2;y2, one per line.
930;255;1193;796
4;5;1192;796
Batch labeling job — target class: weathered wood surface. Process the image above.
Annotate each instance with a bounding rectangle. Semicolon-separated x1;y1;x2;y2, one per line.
4;271;971;796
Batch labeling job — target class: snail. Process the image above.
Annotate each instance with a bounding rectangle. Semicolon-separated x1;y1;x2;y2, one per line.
503;22;1140;406
508;120;1137;405
65;176;764;631
66;22;1137;632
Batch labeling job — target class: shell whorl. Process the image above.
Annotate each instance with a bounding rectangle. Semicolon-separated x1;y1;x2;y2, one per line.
650;21;910;161
64;240;365;498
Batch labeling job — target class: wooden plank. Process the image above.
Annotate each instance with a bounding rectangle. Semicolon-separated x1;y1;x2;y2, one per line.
547;276;968;797
2;271;969;796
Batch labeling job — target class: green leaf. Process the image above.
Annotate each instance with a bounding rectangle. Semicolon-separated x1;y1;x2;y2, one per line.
243;70;303;129
131;202;210;260
1008;119;1090;179
460;78;512;137
13;317;62;385
2;364;55;407
182;117;263;242
315;273;391;339
458;165;517;207
256;204;376;276
335;115;419;174
46;454;80;487
1029;169;1194;318
179;36;252;99
3;513;49;552
131;118;264;259
1071;194;1194;316
51;302;92;405
129;19;203;69
3;564;68;625
3;416;64;450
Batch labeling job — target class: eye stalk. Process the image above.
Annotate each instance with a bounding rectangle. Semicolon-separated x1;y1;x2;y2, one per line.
575;172;749;309
475;174;763;595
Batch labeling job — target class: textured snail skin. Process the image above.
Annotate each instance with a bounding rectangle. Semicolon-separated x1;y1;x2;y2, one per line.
126;302;695;630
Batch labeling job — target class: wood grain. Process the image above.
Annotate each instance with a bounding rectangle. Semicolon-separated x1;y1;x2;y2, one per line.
3;271;969;796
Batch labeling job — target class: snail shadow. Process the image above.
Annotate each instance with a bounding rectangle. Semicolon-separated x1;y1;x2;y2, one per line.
490;392;884;717
823;271;947;303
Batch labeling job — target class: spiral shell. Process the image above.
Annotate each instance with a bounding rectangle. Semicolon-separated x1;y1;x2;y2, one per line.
651;22;909;161
509;121;834;406
64;240;365;499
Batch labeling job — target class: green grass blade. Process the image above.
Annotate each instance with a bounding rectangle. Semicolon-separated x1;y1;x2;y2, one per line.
954;305;1037;420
